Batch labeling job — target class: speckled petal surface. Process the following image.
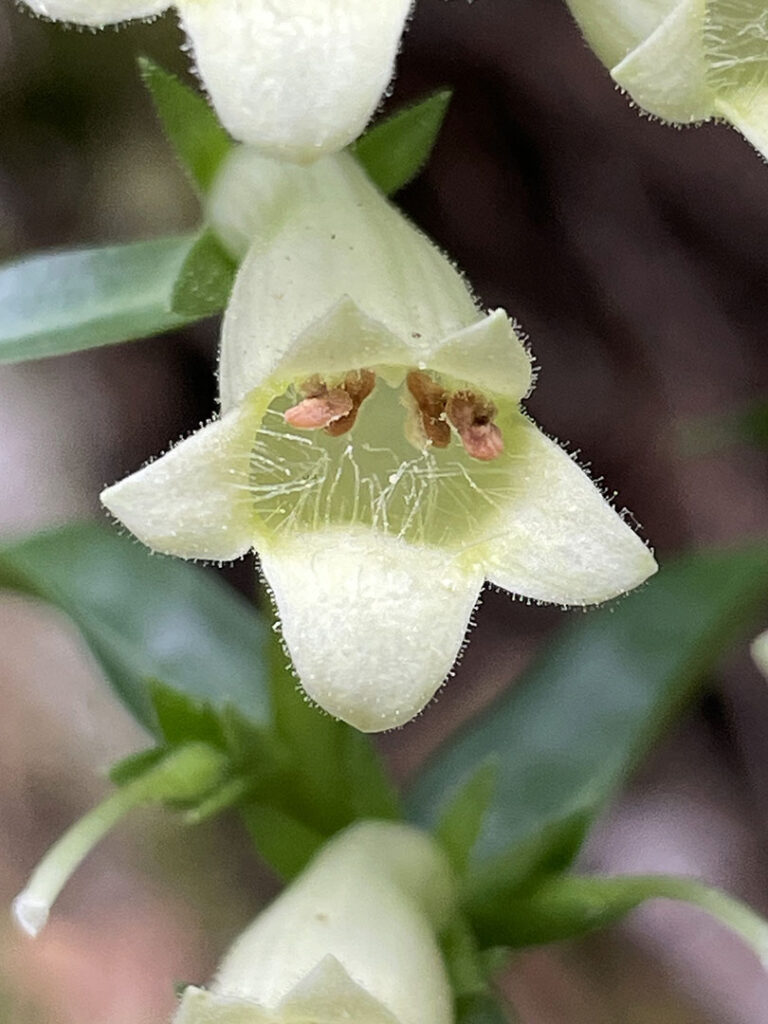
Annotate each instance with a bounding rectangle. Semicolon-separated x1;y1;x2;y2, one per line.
480;413;657;605
178;0;413;159
260;526;483;732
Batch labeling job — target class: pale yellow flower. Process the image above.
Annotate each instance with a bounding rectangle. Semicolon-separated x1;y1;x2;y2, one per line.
102;149;657;732
173;821;455;1024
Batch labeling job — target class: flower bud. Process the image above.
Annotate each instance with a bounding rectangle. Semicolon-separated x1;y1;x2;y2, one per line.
173;821;456;1024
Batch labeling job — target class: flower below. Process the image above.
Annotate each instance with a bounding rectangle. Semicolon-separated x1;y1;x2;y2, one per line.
172;821;456;1024
101;149;657;733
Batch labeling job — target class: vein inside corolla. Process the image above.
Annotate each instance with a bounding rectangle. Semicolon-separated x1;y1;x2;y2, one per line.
226;377;525;550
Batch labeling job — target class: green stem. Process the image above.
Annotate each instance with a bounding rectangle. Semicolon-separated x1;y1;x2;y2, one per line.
13;742;227;937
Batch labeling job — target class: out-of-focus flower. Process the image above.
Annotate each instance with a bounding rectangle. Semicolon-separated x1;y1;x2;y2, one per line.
752;629;768;678
102;149;657;733
19;0;412;161
173;821;456;1024
566;0;768;160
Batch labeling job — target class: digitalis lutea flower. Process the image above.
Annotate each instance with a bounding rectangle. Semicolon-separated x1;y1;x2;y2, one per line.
101;148;657;733
566;0;768;160
18;0;412;161
173;821;456;1024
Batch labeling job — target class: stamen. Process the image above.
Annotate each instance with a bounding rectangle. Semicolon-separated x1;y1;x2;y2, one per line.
283;370;376;436
446;390;504;461
325;369;376;437
284;388;353;430
406;370;451;448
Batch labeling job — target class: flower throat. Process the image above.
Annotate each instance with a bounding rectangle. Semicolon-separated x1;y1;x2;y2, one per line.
247;367;520;547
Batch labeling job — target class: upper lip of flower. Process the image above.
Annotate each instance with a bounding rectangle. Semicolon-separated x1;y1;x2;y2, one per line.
101;150;657;734
21;0;413;162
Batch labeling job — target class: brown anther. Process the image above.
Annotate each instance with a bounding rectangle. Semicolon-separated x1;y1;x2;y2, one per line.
284;388;353;430
446;390;504;461
324;369;377;437
406;370;451;448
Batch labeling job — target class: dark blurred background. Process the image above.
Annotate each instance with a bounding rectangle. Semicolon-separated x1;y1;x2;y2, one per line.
1;0;768;1020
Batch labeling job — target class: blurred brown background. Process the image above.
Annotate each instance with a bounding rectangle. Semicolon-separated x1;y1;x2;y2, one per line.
1;0;768;1021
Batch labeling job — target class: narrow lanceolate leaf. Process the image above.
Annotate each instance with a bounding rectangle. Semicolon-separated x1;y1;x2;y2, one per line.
139;57;232;195
171;228;237;318
471;873;768;967
353;90;452;195
406;545;768;901
0;525;270;733
0;235;198;365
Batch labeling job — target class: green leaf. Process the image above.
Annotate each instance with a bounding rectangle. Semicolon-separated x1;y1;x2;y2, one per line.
436;760;499;876
353;90;452;195
471;874;768;964
171;228;237;318
0;235;199;365
109;747;166;786
406;545;768;900
139;57;232;195
457;993;515;1024
150;680;227;748
0;524;270;734
268;626;400;833
241;803;326;881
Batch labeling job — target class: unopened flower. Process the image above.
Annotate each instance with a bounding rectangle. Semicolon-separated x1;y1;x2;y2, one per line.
566;0;768;159
102;149;657;732
19;0;412;161
173;821;456;1024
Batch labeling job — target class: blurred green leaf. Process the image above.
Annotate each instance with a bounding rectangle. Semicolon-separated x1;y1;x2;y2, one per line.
109;747;166;786
0;524;270;733
353;90;452;195
241;803;326;881
471;873;768;963
150;680;227;748
139;57;232;195
171;228;237;318
436;760;499;876
677;398;768;455
0;235;199;364
406;545;768;903
268;628;400;834
457;993;515;1024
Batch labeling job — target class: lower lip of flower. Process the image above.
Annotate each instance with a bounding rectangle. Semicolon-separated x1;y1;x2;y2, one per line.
245;366;517;548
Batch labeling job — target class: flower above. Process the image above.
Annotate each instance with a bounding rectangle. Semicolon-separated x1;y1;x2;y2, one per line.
101;149;657;732
19;0;412;161
566;0;768;160
172;821;456;1024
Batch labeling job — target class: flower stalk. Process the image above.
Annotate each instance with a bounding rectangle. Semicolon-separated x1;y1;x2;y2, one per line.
13;742;228;938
